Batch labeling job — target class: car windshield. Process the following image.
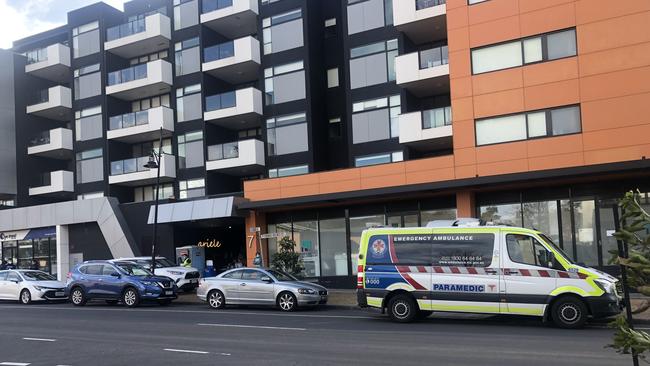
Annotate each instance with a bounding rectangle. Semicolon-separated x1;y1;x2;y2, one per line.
21;271;56;281
539;234;575;265
267;269;297;281
155;258;176;268
115;262;153;276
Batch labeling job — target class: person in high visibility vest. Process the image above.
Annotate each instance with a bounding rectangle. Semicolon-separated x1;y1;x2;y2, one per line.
180;254;192;267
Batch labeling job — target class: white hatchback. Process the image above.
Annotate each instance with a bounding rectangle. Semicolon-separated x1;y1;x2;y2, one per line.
0;270;67;304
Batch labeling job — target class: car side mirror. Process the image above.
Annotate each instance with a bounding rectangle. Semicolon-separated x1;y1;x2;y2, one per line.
261;276;273;283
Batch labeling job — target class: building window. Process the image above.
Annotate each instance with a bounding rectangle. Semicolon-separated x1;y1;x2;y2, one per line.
471;28;577;74
75;106;102;141
266;112;308;156
417;0;445;10
347;0;394;35
130;50;168;66
329;117;342;138
202;0;234;13
173;0;199;30
76;148;103;184
134;183;174;202
422;106;452;129
179;178;205;199
261;0;283;4
262;8;304;54
352;95;400;143
0;199;16;207
264;61;306;105
175;37;201;76
238;127;261;139
178;131;204;169
132;94;171;112
176;84;202;122
268;165;309;178
77;192;104;200
468;0;489;4
475;105;581;146
72;21;100;58
327;68;339;88
349;39;397;89
354;151;403;167
73;63;101;100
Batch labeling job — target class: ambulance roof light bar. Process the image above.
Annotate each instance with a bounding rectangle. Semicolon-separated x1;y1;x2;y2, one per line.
426;218;485;228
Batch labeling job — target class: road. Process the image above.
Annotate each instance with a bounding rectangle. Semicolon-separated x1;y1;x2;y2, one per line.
0;301;634;366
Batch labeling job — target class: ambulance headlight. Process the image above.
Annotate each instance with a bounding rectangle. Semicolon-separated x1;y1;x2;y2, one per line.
594;279;615;294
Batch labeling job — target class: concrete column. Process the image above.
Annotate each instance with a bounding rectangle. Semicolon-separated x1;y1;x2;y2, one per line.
56;225;70;281
244;210;267;267
456;191;476;218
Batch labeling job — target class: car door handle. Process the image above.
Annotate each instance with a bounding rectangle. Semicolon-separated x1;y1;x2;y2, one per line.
240;283;247;286
485;269;498;274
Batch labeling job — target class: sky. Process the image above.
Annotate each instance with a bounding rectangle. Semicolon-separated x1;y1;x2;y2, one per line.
0;0;129;49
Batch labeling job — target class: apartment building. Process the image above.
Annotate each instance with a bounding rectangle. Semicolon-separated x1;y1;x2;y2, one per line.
0;0;649;287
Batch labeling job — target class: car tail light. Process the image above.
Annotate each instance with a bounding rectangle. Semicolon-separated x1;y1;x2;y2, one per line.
357;265;364;289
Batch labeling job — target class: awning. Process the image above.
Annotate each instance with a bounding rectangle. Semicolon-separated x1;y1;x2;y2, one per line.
147;196;243;224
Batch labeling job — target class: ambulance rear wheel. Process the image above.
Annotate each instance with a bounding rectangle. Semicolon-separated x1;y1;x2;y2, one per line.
388;294;418;323
552;297;588;329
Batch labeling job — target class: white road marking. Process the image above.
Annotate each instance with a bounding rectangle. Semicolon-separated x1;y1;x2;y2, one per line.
198;323;306;331
163;349;210;355
0;362;31;366
22;337;56;342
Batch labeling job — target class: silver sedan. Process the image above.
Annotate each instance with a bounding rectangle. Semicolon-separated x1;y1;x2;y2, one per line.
197;268;328;311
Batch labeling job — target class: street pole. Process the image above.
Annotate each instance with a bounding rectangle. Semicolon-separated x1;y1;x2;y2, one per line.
150;127;163;274
613;206;639;366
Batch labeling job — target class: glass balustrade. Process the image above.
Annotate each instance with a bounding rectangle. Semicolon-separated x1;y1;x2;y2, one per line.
204;41;235;63
106;18;146;42
107;64;148;86
207;142;239;161
419;45;449;69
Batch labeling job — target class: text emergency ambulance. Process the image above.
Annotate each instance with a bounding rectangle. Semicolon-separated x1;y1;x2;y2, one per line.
356;219;623;328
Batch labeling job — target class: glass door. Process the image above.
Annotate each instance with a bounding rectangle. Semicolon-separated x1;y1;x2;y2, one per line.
572;200;598;266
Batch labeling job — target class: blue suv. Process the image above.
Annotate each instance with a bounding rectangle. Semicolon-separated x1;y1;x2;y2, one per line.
66;260;177;307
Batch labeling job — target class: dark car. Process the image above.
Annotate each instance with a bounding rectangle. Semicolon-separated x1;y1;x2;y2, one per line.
65;260;177;307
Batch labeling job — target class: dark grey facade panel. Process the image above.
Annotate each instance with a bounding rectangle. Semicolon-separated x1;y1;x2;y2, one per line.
0;50;17;199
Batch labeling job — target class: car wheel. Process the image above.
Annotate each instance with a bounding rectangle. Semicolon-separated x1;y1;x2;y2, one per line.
105;300;119;305
387;294;418;323
122;287;140;308
20;289;32;305
552;297;588;329
70;287;87;306
277;292;297;312
158;299;172;306
208;290;225;309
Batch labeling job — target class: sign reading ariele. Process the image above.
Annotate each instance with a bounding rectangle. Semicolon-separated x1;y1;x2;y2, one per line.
197;239;222;248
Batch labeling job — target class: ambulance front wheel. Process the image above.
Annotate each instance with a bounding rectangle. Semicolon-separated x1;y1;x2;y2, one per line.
387;294;418;323
551;297;588;329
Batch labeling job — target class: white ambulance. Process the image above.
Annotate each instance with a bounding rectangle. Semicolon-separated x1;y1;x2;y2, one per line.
356;219;622;328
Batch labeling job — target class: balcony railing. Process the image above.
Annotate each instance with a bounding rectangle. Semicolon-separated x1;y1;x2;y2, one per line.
202;0;233;13
106;18;146;41
204;41;235;62
110;156;151;176
32;172;51;188
29;89;50;106
107;64;148;86
416;0;446;10
25;47;48;65
422;106;452;129
29;130;51;147
419;45;449;69
109;110;150;131
207;142;239;161
205;91;236;112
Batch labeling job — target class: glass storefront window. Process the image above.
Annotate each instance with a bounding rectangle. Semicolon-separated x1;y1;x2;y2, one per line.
420;209;457;225
267;223;291;261
320;218;348;276
18;240;33;269
349;215;384;275
34;238;50;272
293;220;320;278
522;201;561;245
2;241;18;267
480;203;522;226
50;238;57;275
573;200;598;266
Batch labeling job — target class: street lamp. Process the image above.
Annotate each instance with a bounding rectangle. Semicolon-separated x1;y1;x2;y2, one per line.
143;127;164;274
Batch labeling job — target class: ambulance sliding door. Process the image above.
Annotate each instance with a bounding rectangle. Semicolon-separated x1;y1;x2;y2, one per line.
429;232;502;314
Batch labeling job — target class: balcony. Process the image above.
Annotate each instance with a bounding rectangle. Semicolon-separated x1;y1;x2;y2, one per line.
24;43;71;83
395;45;449;97
203;87;263;130
206;139;265;175
105;13;171;58
398;107;453;150
106;60;173;101
202;36;260;84
201;0;259;39
27;128;73;159
107;106;174;143
109;154;176;186
26;86;72;121
28;170;74;197
393;0;447;44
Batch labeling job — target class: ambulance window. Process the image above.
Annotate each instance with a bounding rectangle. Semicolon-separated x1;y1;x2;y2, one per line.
366;235;431;265
431;233;494;267
506;234;552;268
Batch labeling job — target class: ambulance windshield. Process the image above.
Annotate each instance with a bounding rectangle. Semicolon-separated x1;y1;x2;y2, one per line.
539;234;575;265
